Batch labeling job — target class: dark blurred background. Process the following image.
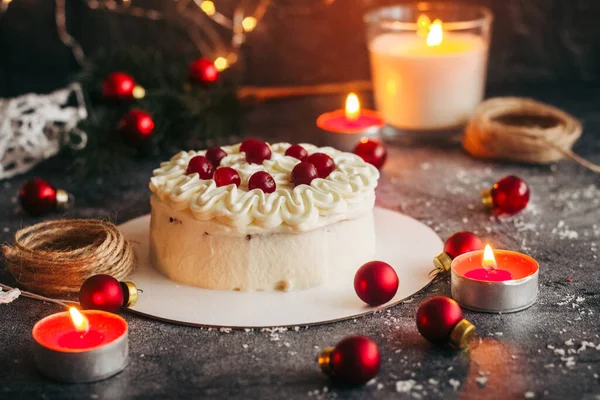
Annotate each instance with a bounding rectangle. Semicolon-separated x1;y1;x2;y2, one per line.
1;0;600;97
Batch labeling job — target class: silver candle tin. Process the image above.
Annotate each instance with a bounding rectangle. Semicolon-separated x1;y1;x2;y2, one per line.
32;312;128;383
451;250;539;313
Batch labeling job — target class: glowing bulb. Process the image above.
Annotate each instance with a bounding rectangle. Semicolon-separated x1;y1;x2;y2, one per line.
426;19;443;47
242;16;257;32
200;1;216;16
214;57;229;71
345;93;360;121
482;244;497;271
416;14;431;37
69;307;89;333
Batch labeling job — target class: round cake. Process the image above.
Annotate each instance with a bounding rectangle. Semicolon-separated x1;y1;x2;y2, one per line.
149;141;380;292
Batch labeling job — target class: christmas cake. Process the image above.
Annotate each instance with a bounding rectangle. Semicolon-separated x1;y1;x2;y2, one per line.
149;140;379;292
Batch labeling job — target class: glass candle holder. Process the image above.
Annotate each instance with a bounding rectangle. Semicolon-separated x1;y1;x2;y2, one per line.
364;3;493;132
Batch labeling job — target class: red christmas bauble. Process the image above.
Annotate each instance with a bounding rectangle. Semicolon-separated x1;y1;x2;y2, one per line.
206;147;228;167
248;171;276;193
118;109;155;146
416;296;464;345
444;231;484;259
353;139;387;170
306;153;335;178
285;144;308;161
19;178;57;216
79;275;124;313
240;138;272;164
322;336;381;385
188;58;219;84
292;161;318;186
487;175;530;215
214;167;241;187
102;72;144;100
186;155;214;179
354;261;399;306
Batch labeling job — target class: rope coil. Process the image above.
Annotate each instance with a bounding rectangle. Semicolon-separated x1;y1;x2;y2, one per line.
3;219;136;295
463;97;600;173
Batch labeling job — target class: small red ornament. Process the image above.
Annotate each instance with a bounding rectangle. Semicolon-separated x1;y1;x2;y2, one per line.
102;72;145;100
482;175;530;215
248;171;276;193
416;296;475;349
206;147;228;167
285;144;308;161
354;261;399;306
240;139;272;164
118;109;155;146
306;153;335;179
318;336;380;385
79;274;139;313
186;155;214;179
292;161;318;186
432;231;484;275
19;178;70;216
353;138;387;170
214;167;241;187
188;58;219;85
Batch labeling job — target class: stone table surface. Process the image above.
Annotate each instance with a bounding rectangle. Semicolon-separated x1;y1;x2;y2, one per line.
1;84;600;400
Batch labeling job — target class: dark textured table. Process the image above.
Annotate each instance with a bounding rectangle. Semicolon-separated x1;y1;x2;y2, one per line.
1;84;600;400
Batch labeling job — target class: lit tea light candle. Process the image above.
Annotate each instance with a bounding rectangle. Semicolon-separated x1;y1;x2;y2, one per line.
32;308;128;382
316;93;384;152
365;4;492;131
451;245;539;313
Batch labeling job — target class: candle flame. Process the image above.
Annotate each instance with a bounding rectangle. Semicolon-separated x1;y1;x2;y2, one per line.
345;93;360;121
426;19;443;47
416;15;431;37
482;244;497;271
69;307;89;333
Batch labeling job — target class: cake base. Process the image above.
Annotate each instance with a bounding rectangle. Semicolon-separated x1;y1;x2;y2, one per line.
121;207;442;328
150;196;375;292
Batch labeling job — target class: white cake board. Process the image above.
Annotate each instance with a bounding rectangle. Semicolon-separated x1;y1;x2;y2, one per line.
121;207;442;328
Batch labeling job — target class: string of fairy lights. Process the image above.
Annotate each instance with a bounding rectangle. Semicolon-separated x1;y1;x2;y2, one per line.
0;0;336;70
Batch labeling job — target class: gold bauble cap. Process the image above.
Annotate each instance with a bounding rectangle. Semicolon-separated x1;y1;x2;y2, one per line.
120;281;139;307
318;347;335;376
55;189;71;210
132;85;146;99
449;319;476;349
481;188;494;209
431;252;453;276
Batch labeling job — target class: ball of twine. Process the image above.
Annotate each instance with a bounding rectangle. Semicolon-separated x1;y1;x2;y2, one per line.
2;219;136;295
463;97;599;173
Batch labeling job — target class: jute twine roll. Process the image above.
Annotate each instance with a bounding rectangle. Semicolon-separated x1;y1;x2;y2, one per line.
2;219;136;295
463;97;600;173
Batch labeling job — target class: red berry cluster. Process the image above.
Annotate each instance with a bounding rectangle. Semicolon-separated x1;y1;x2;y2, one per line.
287;144;336;187
185;141;340;193
186;146;241;188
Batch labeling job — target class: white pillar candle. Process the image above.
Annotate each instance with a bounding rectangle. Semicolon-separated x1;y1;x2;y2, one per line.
369;30;489;130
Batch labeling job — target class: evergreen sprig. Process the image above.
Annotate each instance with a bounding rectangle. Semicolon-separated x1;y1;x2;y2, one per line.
70;48;241;177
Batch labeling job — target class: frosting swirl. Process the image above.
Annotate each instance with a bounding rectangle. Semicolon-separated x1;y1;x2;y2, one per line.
149;142;379;233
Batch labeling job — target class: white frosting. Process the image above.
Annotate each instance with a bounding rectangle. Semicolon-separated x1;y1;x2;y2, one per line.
149;143;379;234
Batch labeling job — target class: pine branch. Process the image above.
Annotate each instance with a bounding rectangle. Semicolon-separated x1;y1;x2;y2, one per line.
69;48;241;178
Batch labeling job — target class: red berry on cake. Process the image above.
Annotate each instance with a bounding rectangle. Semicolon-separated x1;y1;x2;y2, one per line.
206;147;228;167
292;161;318;186
248;171;276;193
285;144;308;161
240;138;272;164
186;155;214;179
214;167;241;187
307;153;335;178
